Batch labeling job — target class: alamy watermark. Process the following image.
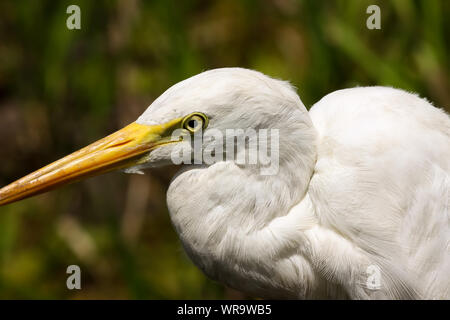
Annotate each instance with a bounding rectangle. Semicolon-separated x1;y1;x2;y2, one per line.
66;265;81;290
169;128;280;176
66;5;81;30
366;5;381;30
366;264;381;290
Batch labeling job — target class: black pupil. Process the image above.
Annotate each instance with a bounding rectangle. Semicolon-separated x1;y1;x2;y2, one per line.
188;119;198;129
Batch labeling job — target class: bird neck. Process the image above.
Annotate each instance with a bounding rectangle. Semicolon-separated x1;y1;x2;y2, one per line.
166;107;318;297
168;105;317;227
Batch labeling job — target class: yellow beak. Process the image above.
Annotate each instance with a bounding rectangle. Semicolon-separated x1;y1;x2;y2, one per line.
0;119;182;206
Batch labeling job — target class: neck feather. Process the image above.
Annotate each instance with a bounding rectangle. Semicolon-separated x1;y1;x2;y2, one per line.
166;107;318;297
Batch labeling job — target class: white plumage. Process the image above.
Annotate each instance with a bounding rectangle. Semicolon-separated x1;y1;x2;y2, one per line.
1;67;448;299
136;68;449;299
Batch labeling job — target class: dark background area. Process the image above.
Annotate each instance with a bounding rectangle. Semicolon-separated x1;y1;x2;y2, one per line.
0;0;448;298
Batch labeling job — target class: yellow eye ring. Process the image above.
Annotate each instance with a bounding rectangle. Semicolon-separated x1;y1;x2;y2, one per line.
181;112;209;133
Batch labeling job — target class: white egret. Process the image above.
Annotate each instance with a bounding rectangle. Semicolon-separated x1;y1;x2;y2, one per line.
0;68;449;299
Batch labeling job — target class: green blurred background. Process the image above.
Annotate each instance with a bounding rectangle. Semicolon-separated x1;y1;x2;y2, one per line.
0;0;448;299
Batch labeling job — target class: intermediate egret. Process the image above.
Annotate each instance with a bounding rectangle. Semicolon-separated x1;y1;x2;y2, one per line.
0;68;449;299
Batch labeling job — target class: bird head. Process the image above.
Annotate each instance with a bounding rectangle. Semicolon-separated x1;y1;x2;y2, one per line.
0;68;314;207
0;67;319;299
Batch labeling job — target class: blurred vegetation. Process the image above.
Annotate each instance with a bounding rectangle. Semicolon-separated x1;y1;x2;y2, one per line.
0;0;448;299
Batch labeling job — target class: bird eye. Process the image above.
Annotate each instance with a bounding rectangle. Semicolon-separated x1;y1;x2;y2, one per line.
182;113;208;133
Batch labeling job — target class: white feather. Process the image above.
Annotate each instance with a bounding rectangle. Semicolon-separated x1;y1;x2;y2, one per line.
135;68;449;299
